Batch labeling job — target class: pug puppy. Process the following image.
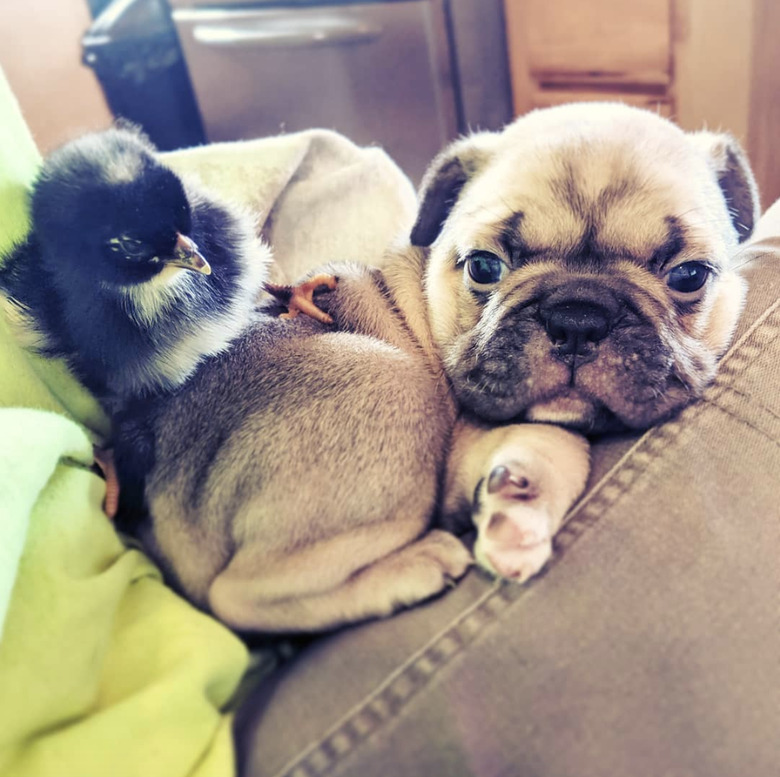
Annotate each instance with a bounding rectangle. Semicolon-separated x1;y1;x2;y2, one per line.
118;102;757;631
115;257;475;634
414;101;759;580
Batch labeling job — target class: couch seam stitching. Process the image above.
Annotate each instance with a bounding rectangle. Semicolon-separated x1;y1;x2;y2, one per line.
269;584;501;777
703;396;780;446
714;385;780;423
714;297;780;379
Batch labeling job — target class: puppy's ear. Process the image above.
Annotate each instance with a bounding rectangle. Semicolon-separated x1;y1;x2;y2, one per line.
690;131;760;243
411;133;497;247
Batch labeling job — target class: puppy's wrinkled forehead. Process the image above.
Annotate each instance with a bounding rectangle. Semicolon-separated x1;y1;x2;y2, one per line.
453;124;732;266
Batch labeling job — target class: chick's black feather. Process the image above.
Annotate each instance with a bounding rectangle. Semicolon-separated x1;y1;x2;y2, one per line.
0;127;269;408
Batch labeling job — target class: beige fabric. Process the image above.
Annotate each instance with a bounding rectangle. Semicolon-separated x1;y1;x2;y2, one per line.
235;202;780;777
163;130;417;284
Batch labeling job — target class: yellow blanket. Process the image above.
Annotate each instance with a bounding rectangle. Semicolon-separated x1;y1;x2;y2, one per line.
0;61;416;777
0;68;249;777
0;56;416;777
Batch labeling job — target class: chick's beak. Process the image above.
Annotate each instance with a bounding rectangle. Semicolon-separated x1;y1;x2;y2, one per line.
167;233;212;275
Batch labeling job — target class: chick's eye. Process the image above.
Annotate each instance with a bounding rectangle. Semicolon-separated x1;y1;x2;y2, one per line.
666;261;711;293
466;252;506;286
108;236;148;259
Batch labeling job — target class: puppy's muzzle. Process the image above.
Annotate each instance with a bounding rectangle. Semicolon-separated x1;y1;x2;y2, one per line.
539;284;620;363
542;300;611;359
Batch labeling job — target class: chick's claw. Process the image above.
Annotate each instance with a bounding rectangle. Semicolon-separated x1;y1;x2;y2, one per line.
265;274;338;325
93;446;120;520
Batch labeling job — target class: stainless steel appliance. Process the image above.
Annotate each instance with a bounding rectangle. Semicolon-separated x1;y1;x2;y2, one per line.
168;0;461;182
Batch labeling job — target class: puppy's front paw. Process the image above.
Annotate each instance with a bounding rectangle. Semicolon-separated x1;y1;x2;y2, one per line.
387;530;473;611
419;529;474;581
473;459;555;583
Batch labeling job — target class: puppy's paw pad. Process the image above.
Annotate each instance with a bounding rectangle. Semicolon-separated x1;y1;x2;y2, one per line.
485;461;540;502
474;459;554;584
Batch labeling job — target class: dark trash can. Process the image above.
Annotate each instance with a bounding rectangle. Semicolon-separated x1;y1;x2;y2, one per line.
82;0;206;151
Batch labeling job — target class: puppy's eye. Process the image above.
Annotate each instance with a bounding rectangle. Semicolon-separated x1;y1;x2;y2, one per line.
466;252;507;286
666;261;711;293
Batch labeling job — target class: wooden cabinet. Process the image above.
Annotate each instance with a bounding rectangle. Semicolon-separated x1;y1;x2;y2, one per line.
504;0;780;207
747;0;780;206
520;0;671;87
505;0;672;117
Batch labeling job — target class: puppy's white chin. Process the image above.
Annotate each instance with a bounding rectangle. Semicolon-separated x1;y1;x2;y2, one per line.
526;395;596;427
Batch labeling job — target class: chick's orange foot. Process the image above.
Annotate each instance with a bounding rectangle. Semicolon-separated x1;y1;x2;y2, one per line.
93;446;120;520
264;274;339;325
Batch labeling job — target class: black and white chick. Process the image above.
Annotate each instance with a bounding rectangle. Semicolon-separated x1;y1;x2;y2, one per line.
0;126;271;410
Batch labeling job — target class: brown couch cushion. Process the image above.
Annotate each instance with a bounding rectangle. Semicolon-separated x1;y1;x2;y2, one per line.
235;234;780;777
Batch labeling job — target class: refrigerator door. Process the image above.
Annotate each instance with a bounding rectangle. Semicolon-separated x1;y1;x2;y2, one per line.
170;1;457;182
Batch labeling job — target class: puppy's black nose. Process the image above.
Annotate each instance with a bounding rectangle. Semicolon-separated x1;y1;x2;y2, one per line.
542;301;612;356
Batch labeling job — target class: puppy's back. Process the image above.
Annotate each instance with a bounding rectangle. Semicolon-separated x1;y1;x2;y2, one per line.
124;267;454;607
